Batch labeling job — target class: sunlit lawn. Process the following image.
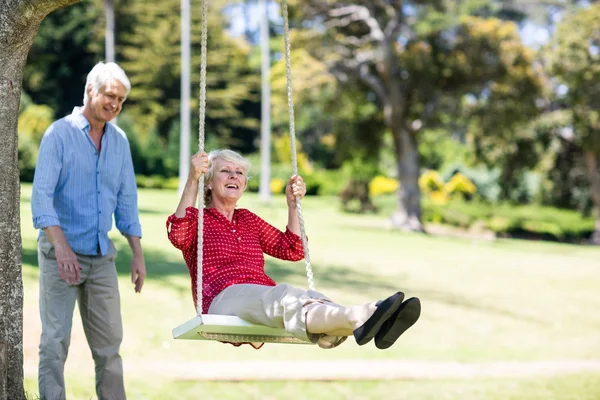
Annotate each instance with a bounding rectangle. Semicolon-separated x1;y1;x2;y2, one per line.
20;184;600;399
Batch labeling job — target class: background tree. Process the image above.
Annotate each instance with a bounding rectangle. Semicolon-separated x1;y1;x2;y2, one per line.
290;0;543;230
23;2;100;119
545;3;600;243
0;1;80;398
118;0;260;150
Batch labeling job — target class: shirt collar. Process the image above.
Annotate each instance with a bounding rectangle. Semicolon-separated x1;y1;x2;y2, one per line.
71;106;115;136
71;106;90;132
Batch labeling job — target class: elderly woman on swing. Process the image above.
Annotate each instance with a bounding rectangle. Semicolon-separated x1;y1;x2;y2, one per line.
166;149;421;349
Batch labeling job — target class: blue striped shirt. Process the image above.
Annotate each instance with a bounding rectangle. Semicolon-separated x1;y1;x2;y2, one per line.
31;107;142;256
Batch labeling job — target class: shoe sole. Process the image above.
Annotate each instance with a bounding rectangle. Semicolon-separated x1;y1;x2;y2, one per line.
353;291;405;346
375;297;421;350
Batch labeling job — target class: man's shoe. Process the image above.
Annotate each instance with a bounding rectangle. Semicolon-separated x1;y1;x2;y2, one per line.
353;292;405;346
374;297;421;350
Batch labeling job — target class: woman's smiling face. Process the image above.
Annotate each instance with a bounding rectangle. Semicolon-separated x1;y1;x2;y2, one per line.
209;158;248;203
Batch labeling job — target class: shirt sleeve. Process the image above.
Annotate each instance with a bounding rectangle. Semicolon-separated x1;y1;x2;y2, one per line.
115;139;142;237
253;212;305;261
166;207;198;252
31;124;62;230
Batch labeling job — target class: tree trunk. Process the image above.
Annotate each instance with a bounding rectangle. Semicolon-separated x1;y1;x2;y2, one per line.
0;39;28;400
0;1;79;398
382;75;423;232
584;150;600;245
391;127;424;231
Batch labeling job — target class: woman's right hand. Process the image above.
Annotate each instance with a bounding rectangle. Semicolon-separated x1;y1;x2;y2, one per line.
189;151;209;181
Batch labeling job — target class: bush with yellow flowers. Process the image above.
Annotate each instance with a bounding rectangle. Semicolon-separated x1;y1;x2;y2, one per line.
444;173;477;199
270;177;287;194
419;170;445;194
430;190;449;205
368;175;399;197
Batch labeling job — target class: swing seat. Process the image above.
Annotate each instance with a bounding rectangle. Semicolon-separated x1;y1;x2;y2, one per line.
173;314;313;344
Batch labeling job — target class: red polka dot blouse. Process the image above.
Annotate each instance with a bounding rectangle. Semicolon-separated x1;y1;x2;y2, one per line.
166;207;305;313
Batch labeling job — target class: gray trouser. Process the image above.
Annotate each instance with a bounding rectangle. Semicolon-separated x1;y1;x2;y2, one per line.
208;283;347;348
38;236;125;400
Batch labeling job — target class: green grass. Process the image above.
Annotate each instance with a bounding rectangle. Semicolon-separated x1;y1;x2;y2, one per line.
20;184;600;399
25;373;600;400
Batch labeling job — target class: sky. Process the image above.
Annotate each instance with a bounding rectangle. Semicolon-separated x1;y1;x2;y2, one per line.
224;2;558;50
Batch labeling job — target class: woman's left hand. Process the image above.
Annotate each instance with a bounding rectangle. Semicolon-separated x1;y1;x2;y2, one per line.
286;175;306;206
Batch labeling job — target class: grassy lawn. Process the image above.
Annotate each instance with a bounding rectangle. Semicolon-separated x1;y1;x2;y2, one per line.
20;184;600;399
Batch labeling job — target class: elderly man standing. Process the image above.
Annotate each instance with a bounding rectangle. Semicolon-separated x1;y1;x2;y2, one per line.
31;61;146;400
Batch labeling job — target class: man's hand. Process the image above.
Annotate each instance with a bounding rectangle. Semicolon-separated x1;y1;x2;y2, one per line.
43;226;81;285
131;253;146;293
55;244;82;285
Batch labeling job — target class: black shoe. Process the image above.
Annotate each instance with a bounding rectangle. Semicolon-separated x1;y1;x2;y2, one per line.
374;297;421;350
353;292;405;346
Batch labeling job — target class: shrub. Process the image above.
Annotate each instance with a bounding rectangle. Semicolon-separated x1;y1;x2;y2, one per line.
442;164;501;202
444;173;477;199
136;175;179;190
430;190;449;205
19;135;38;182
162;177;180;190
247;175;260;192
419;170;445;194
18;100;54;182
486;216;516;233
302;174;322;196
369;175;398;197
424;199;595;241
18;103;53;143
315;169;348;196
270;177;286;194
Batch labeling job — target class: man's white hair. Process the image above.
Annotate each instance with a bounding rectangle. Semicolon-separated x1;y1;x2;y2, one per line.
83;62;131;105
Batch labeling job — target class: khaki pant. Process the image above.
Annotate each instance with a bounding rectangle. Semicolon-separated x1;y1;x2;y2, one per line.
38;236;125;400
208;283;347;348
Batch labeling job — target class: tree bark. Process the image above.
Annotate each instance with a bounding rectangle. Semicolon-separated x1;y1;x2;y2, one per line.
383;85;423;232
390;126;424;231
381;45;424;232
584;150;600;245
0;1;79;398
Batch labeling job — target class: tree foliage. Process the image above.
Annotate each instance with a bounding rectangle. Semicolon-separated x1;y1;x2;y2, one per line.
545;3;600;152
117;0;260;150
23;2;100;119
544;2;600;241
285;0;543;227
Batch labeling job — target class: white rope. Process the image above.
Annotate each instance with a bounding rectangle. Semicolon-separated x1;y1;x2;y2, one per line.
195;0;315;317
281;0;315;291
196;0;208;316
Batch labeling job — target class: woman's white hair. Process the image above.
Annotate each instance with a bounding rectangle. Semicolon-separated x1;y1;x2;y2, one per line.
83;62;131;105
204;149;251;205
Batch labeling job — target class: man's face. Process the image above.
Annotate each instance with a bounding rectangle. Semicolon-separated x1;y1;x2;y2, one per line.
87;79;127;123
